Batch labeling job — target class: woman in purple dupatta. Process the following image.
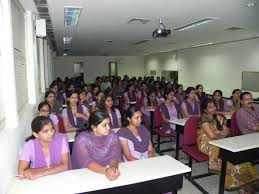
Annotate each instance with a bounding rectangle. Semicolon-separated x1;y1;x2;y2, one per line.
72;111;122;181
62;91;90;132
118;106;154;161
181;87;200;118
195;84;208;104
123;83;137;110
141;90;160;130
18;116;69;180
99;94;122;129
160;89;179;134
212;90;226;112
91;90;104;112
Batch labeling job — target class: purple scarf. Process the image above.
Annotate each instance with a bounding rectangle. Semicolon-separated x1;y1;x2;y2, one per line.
216;100;225;112
197;92;207;103
118;125;150;153
160;103;179;131
184;100;199;115
175;93;184;104
127;91;137;102
67;105;85;128
72;131;122;169
33;133;64;168
110;110;119;129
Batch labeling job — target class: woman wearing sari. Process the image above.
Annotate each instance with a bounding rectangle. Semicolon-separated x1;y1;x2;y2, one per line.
197;99;258;193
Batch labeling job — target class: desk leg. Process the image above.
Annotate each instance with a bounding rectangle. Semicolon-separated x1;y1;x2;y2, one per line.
175;128;180;160
219;159;227;194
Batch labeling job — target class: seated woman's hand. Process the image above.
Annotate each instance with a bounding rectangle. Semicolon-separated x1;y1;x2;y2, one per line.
105;167;120;181
21;169;40;180
74;112;84;118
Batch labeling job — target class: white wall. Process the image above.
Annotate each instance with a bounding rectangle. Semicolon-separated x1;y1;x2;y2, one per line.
145;38;259;97
53;56;145;83
0;0;54;193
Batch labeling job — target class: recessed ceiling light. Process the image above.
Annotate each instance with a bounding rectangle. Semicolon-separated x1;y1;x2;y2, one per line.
174;18;219;31
246;2;256;7
191;42;213;48
64;6;82;27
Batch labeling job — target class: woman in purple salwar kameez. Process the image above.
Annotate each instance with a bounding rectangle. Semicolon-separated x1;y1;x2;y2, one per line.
118;106;154;161
72;111;122;181
18;116;69;180
181;87;200;118
99;94;122;129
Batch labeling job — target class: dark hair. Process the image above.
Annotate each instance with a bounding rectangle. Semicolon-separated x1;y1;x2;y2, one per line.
196;84;203;90
184;87;195;99
25;116;53;142
38;102;51;113
45;90;55;99
99;94;114;112
66;90;79;106
232;89;241;95
164;88;175;99
88;111;110;132
147;90;156;106
122;106;141;127
202;99;226;130
213;90;223;97
240;91;252;101
201;98;215;114
176;84;183;91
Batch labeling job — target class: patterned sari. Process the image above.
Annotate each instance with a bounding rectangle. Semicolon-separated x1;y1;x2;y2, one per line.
197;114;258;191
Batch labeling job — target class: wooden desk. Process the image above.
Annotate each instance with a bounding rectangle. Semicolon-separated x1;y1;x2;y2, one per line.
169;119;187;160
8;155;191;194
111;128;120;133
209;133;259;194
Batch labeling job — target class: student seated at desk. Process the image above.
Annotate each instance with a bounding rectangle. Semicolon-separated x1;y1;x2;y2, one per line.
38;102;59;133
91;90;104;112
160;88;179;134
197;99;258;192
62;91;90;132
195;84;208;104
225;89;241;113
45;91;62;115
99;94;122;129
237;92;259;134
181;87;200;118
72;111;121;181
212;90;227;112
118;106;154;161
18;116;69;180
123;83;137;110
141;90;161;130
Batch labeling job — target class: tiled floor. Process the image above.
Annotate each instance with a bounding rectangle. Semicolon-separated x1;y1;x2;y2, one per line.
153;138;259;194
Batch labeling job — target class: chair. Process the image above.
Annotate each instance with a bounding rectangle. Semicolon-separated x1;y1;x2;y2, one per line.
230;112;241;137
152;105;175;155
182;116;214;194
57;115;66;133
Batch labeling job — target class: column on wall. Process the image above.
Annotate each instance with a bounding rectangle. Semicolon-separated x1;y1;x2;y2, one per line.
38;38;46;93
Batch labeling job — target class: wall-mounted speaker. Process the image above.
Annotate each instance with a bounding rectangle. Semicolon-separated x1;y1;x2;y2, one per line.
36;19;46;38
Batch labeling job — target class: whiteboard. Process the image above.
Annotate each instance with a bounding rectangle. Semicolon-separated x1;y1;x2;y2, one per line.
242;71;259;92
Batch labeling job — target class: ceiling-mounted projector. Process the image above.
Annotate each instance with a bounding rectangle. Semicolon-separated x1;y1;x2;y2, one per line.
153;18;171;38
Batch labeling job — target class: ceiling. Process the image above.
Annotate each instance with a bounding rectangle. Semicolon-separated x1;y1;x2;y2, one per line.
45;0;259;56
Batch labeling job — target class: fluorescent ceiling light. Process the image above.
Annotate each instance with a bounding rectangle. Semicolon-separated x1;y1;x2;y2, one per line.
63;53;68;56
174;18;218;31
63;36;72;44
191;42;213;48
64;6;82;27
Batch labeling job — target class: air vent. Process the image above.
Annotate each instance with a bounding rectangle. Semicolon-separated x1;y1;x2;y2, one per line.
104;40;113;43
168;42;176;45
131;39;151;45
128;18;150;24
225;27;245;31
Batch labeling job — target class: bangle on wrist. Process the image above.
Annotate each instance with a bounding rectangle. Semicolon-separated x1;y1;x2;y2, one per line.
42;168;48;176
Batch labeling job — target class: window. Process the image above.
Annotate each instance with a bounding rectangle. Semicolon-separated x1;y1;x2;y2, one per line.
12;1;28;112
